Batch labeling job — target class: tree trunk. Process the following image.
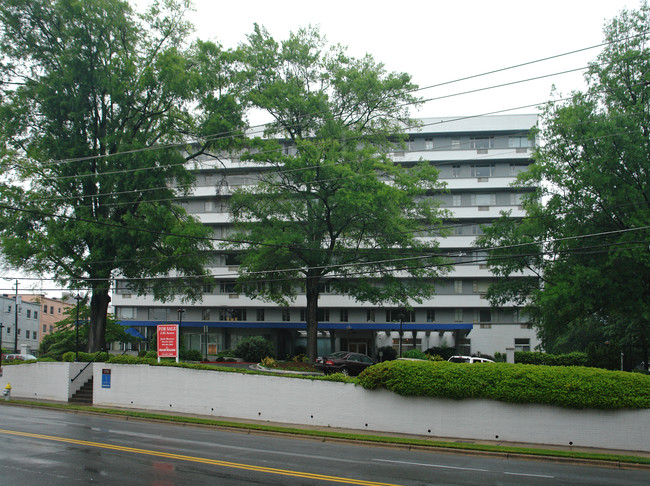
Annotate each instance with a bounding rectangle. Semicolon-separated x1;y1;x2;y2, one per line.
88;288;111;353
305;274;320;363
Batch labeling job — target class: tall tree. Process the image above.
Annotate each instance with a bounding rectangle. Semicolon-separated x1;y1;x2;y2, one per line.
477;3;650;369
228;25;450;362
0;0;245;351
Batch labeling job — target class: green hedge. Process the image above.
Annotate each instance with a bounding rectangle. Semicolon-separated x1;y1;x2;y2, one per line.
357;360;650;410
515;351;589;367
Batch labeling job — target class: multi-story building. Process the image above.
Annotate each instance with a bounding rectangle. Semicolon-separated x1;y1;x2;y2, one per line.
22;294;75;346
0;294;41;354
113;114;540;359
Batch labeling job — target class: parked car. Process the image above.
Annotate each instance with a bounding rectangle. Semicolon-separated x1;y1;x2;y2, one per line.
448;355;494;364
314;351;375;376
4;353;38;361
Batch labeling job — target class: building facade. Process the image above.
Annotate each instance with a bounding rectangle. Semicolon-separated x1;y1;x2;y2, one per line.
0;294;41;354
113;114;540;359
21;294;75;346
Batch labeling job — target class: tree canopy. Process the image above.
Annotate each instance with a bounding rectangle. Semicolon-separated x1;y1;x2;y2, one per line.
477;3;650;369
227;25;450;361
0;0;245;351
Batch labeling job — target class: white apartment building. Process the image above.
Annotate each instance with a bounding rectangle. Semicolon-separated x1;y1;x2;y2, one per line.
0;294;41;354
113;114;540;359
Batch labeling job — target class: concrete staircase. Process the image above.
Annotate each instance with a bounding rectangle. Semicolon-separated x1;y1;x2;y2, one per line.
69;377;93;404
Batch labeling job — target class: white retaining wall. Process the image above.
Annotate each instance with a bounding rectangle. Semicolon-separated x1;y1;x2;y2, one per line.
91;364;649;453
0;362;92;401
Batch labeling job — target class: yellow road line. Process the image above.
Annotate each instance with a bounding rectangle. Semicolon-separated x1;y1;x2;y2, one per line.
0;428;401;486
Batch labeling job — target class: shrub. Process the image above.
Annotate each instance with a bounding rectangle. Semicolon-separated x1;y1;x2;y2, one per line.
234;336;275;363
61;351;108;362
401;349;427;360
181;349;203;362
357;360;650;410
424;346;455;360
376;346;397;361
516;351;588;367
261;356;277;368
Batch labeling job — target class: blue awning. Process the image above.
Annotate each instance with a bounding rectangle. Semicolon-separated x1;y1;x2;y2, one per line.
124;327;146;339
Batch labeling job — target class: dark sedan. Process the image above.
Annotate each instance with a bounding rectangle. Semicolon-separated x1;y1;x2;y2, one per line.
314;351;375;376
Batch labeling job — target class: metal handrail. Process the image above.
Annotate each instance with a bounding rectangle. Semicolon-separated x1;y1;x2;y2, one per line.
70;350;111;383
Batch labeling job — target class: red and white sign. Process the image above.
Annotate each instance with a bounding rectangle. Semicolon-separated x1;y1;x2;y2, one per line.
157;324;179;359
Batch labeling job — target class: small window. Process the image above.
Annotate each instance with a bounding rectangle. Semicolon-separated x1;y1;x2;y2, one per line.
366;309;375;322
256;309;265;321
50;307;54;314
451;137;460;149
26;310;31;318
515;338;530;352
34;311;38;319
202;308;211;321
281;309;291;322
471;164;494;177
452;165;461;177
424;137;433;150
454;280;463;294
454;309;464;322
426;310;435;323
43;324;47;333
469;136;495;149
26;330;30;339
479;309;492;322
340;309;348;322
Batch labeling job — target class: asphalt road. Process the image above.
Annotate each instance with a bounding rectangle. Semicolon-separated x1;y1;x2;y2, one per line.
0;405;647;485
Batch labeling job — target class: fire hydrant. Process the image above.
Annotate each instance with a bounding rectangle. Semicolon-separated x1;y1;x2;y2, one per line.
3;383;11;401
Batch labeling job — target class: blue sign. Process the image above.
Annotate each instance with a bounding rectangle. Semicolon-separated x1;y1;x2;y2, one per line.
102;369;111;389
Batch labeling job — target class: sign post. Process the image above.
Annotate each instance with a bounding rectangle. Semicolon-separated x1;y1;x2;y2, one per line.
157;324;179;363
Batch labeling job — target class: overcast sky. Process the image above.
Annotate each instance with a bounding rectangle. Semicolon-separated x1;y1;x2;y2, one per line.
176;0;637;122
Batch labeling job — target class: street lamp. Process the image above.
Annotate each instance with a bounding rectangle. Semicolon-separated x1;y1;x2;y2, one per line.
178;307;184;353
75;294;82;362
397;310;405;358
12;280;18;354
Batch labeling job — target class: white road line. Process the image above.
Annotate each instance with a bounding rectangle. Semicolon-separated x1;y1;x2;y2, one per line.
505;471;555;478
373;458;489;472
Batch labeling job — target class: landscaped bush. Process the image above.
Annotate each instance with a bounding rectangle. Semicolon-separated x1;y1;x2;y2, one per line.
357;360;650;410
424;346;455;360
62;351;109;362
234;336;275;363
516;351;588;367
181;349;203;361
401;349;427;360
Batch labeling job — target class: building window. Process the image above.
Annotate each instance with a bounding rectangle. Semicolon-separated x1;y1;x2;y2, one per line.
318;281;332;293
457;337;471;355
34;311;38;319
26;310;31;318
17;328;20;336
58;307;61;313
26;330;30;339
256;309;265;321
117;307;135;319
452;194;461;207
340;309;348;322
219;281;236;293
203;283;214;294
281;309;291;322
509;162;529;176
366;309;375;322
6;327;10;334
386;309;415;322
454;309;464;322
202;308;211;321
43;324;47;333
473;193;496;206
426;310;435;323
508;135;533;148
471;164;494;177
50;307;54;314
205;200;214;212
451;137;460;149
7;305;11;313
515;338;530;352
469;136;495;149
454;280;463;294
480;323;492;329
219;308;246;321
43;305;47;313
424;137;433;150
479;309;492;322
33;331;37;341
452;164;461;177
